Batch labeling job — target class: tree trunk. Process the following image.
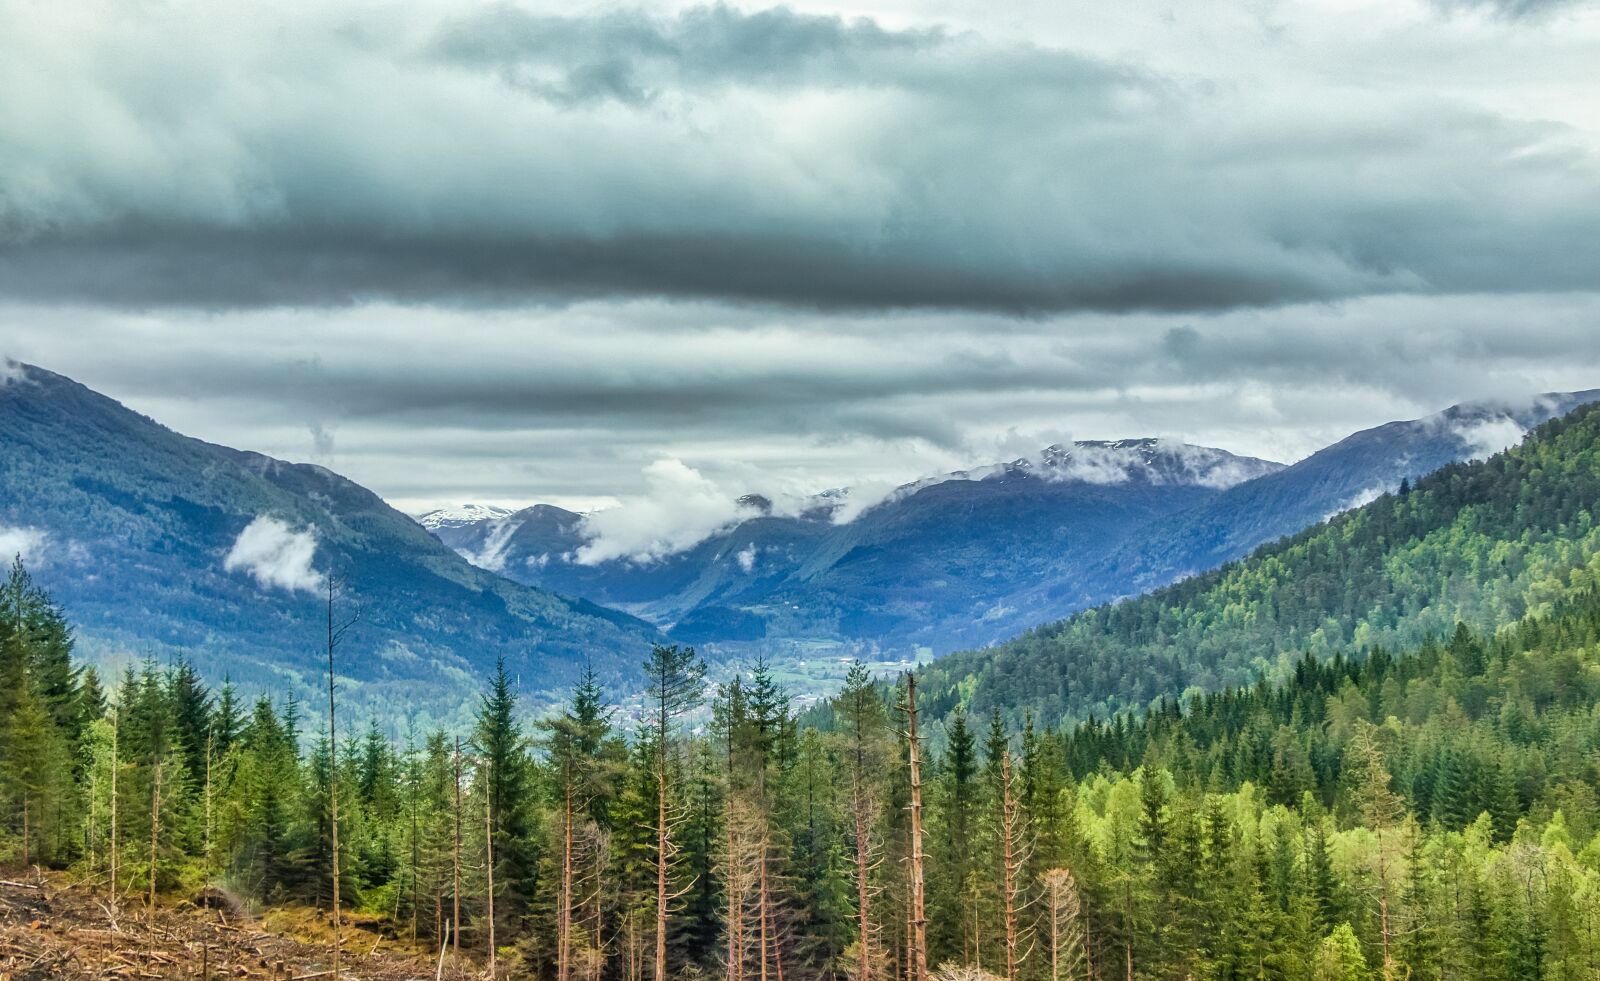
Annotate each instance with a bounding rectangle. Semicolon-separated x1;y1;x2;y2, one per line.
1000;753;1023;981
326;580;342;980
904;673;928;981
655;689;670;981
485;756;496;978
559;774;573;981
453;736;462;958
147;757;161;924
853;755;875;981
109;717;118;902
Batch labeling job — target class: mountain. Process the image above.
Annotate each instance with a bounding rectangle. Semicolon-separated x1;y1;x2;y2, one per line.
424;439;1284;653
915;398;1600;729
426;393;1600;661
1073;390;1600;606
0;363;663;722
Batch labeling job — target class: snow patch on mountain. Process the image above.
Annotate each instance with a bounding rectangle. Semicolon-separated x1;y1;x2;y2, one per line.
418;503;517;530
464;515;523;573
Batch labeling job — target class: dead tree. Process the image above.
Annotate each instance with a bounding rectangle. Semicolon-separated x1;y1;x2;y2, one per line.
109;713;119;902
1039;869;1084;981
998;752;1032;980
324;576;357;979
485;755;496;977
900;673;929;981
147;755;161;924
644;644;705;981
453;736;463;959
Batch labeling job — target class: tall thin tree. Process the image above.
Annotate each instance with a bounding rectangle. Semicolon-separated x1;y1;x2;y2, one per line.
324;575;357;979
643;644;706;981
900;673;929;981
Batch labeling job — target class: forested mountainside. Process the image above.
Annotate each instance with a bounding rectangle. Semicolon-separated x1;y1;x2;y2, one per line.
426;440;1283;654
1077;389;1600;607
12;543;1600;978
427;395;1595;658
0;364;661;721
918;400;1600;730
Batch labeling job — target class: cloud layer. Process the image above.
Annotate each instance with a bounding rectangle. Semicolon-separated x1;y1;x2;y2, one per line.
2;0;1597;546
1;0;1596;312
223;516;325;593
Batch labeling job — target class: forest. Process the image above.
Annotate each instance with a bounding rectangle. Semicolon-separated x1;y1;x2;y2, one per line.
921;402;1600;732
10;543;1600;981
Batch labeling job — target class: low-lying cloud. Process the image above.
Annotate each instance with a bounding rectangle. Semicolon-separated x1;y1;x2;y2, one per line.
223;516;324;593
575;459;765;565
0;523;47;564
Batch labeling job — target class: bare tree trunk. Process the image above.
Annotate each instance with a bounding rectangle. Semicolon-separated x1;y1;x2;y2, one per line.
559;775;573;981
999;753;1025;981
655;694;670;981
204;728;214;871
325;579;345;979
1040;869;1083;981
453;737;462;959
591;829;607;981
485;756;496;978
853;757;875;981
110;716;118;902
903;673;928;981
147;757;161;924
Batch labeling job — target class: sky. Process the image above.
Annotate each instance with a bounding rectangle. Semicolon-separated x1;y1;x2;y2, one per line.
3;0;1598;535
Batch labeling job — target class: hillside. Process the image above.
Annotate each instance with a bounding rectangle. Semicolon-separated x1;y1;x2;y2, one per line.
918;399;1600;728
427;396;1597;660
427;440;1284;652
0;363;661;721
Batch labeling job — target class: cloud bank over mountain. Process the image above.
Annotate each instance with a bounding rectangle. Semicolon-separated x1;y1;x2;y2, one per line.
3;0;1596;519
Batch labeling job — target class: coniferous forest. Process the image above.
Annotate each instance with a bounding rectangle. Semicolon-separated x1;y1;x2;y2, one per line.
11;515;1600;979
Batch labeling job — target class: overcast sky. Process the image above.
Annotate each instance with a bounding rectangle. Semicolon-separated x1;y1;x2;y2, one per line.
3;0;1598;522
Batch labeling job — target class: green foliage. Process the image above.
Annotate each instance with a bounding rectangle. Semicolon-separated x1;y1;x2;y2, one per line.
921;403;1600;730
14;391;1600;981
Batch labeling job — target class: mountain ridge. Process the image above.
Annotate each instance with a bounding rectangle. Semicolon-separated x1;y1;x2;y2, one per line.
0;362;664;723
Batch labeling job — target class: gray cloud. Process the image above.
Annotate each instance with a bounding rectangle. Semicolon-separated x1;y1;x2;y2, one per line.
6;290;1600;515
0;2;1595;313
1430;0;1592;20
427;3;946;105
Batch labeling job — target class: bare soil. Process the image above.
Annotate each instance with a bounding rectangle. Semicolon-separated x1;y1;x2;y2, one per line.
0;871;473;980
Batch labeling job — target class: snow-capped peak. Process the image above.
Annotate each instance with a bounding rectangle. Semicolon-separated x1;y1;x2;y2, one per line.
416;503;518;531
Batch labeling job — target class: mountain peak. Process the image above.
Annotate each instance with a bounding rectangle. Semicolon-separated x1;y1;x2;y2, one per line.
417;503;518;530
1012;438;1283;490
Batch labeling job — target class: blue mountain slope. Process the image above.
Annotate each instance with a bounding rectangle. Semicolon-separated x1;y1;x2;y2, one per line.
0;363;662;721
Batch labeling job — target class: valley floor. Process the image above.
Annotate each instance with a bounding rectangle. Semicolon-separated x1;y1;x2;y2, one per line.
0;872;459;981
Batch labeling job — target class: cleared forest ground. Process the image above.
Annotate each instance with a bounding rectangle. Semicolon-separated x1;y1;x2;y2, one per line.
0;872;471;981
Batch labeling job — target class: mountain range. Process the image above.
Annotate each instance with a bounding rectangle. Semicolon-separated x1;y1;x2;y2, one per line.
0;363;663;723
916;395;1600;730
5;359;1596;718
424;391;1599;657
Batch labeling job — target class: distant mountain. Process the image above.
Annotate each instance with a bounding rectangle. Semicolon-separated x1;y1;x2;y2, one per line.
0;363;662;722
1036;390;1600;613
916;397;1600;729
426;393;1600;659
424;439;1285;653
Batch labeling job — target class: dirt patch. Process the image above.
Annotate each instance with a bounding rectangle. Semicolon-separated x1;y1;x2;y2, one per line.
0;872;480;980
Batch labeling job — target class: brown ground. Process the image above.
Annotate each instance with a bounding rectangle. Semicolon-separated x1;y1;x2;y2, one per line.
0;871;480;980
